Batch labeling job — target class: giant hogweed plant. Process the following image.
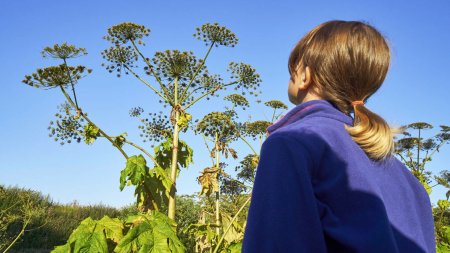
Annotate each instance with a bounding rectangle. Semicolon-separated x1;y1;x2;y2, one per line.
181;96;287;253
21;22;270;252
394;123;450;252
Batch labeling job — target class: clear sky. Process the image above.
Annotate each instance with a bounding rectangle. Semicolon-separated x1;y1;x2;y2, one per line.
1;0;449;208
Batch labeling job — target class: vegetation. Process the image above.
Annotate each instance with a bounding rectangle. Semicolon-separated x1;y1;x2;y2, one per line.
395;123;450;252
20;21;287;252
15;19;449;253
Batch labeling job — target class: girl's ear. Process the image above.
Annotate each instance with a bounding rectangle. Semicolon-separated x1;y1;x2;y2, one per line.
298;66;312;90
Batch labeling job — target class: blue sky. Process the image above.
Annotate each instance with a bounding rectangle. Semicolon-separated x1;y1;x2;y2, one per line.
1;0;449;208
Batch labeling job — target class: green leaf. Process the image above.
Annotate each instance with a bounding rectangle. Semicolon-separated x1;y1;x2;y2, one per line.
113;132;127;148
120;155;148;191
220;213;244;244
154;138;193;178
52;243;71;253
51;216;124;253
72;229;108;253
120;155;174;211
83;123;100;145
226;241;242;253
97;216;124;243
439;200;450;210
114;212;185;253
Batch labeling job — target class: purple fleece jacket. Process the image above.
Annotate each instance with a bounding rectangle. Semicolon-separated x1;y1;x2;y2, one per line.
241;99;436;253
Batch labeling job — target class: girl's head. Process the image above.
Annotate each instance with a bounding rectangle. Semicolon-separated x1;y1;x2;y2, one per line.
288;20;396;161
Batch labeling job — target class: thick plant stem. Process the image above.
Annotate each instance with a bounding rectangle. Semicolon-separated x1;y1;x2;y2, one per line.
215;132;221;237
213;194;252;253
168;77;180;221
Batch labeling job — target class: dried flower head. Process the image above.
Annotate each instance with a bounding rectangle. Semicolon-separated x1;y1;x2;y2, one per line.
224;93;249;108
23;64;92;89
228;62;262;97
264;100;288;110
129;107;144;117
196;71;223;101
151;50;205;82
137;111;172;146
48;102;85;145
41;43;87;59
101;46;138;77
195;112;236;141
235;154;259;183
407;122;433;130
219;174;247;196
104;22;150;45
395;137;419;152
242;120;271;140
193;22;238;47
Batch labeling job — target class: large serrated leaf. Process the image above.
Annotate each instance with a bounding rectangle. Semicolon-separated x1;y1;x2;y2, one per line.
51;216;123;253
154;138;194;178
115;212;185;253
97;216;124;243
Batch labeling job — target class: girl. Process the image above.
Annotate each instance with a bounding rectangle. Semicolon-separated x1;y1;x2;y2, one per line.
242;20;436;253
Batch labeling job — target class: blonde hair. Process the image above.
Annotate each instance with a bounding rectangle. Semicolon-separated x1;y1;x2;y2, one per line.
288;20;397;161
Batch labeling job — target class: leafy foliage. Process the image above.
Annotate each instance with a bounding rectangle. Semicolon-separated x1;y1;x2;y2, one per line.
119;155;174;212
154;138;194;178
197;167;220;197
115;211;185;253
83;123;101;145
52;216;124;253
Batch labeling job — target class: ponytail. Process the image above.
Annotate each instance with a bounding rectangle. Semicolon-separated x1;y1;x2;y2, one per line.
345;103;397;160
288;20;396;160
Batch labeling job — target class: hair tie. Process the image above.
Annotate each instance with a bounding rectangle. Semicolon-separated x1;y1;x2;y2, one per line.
351;100;364;106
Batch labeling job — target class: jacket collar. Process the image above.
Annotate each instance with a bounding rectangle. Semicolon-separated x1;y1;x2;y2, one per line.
266;99;354;135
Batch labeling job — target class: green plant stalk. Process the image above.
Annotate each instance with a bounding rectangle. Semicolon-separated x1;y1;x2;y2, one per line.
168;77;181;221
213;194;252;253
123;139;162;168
3;216;31;253
179;42;215;103
271;108;277;123
238;135;258;156
215;132;221;238
130;40;173;102
59;86;129;159
202;133;216;164
124;65;173;106
62;58;80;110
424;140;448;166
183;80;240;110
418;128;421;172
